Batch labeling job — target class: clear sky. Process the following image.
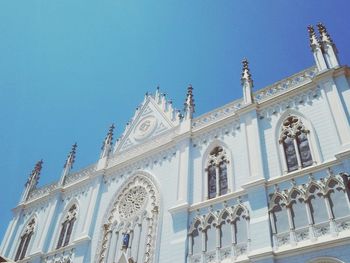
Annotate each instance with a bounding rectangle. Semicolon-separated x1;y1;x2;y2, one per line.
0;0;349;242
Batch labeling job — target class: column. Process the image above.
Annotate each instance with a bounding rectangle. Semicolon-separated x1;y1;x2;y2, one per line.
215;166;220;197
324;196;338;236
286;207;297;245
293;138;302;169
215;226;221;261
201;230;206;263
134;223;142;262
305;202;316;240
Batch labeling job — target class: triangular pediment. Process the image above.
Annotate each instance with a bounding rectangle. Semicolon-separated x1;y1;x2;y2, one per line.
114;91;180;153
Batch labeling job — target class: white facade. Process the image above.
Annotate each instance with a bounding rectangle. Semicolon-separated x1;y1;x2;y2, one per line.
1;23;350;263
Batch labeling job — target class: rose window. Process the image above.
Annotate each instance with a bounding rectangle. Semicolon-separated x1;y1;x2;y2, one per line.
118;186;148;219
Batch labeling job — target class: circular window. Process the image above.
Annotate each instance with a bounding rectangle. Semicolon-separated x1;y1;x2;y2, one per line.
118;186;148;219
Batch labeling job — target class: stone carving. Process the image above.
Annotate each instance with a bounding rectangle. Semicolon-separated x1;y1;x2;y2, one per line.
96;173;160;263
255;66;318;102
118;186;148;219
133;116;158;141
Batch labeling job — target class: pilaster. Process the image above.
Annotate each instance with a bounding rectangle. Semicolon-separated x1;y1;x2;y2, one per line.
242;179;272;253
319;77;350;149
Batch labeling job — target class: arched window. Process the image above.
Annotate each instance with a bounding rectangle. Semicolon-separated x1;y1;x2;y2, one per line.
206;146;229;199
15;218;35;261
97;174;160;263
57;204;77;249
279;116;313;172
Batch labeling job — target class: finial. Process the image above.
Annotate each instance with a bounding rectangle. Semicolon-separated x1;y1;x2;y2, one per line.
241;58;254;104
307;25;320;49
26;159;43;186
317;22;334;44
101;124;115;150
64;143;77;169
184;84;195;119
241;58;253;86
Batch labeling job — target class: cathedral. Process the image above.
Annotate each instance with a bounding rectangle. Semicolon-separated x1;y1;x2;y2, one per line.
1;23;350;263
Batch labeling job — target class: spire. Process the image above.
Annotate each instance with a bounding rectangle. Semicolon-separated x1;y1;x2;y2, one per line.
184;84;195;120
241;58;254;104
59;143;77;185
307;25;321;50
307;24;328;71
21;160;43;202
100;124;115;158
317;22;339;68
26;159;43;186
317;23;334;45
64;143;77;169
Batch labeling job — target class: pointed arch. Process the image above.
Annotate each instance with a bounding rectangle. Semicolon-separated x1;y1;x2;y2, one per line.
14;214;37;261
203;213;218;229
275;110;321;174
269;192;288;211
96;172;161;263
56;202;78;249
202;140;233;200
217;208;232;225
287;187;306;204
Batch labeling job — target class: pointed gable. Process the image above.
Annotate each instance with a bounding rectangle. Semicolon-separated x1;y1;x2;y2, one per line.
114;89;180;153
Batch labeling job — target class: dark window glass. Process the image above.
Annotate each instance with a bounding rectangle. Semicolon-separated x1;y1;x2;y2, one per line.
297;133;313;168
19;232;32;260
15;236;26;261
208;165;216;199
57;220;68;249
219;162;228;195
283;137;298;172
64;219;75;247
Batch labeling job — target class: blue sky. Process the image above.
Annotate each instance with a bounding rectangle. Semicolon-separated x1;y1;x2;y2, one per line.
0;0;349;241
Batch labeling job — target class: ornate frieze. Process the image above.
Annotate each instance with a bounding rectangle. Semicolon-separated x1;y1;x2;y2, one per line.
192;120;240;150
257;86;321;121
255;66;318;103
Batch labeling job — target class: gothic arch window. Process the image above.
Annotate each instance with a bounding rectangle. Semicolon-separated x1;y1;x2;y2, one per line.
326;178;350;219
97;173;160;263
57;204;77;249
188;205;250;260
279;116;314;173
206;146;229;199
14;218;35;261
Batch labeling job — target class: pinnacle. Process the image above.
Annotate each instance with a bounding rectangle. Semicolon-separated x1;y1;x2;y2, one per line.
317;22;334;44
241;58;253;86
64;143;77;168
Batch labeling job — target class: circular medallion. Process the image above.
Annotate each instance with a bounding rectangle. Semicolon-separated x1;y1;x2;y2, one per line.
118;186;148;219
134;116;157;140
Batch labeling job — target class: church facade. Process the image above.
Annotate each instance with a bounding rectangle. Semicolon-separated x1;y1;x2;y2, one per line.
1;23;350;263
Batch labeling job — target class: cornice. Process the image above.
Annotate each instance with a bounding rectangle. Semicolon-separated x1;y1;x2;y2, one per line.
272;234;350;258
266;157;343;186
189;189;246;212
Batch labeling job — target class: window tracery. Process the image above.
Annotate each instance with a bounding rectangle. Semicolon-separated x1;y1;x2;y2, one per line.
269;171;350;248
279;116;313;172
97;174;160;263
15;218;35;261
206;146;229;199
57;204;77;249
188;204;250;261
